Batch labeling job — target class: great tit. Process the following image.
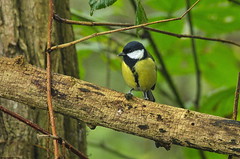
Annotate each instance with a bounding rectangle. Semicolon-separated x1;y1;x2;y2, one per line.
118;41;157;102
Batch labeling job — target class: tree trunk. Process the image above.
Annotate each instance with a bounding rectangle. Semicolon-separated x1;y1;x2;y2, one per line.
0;0;86;158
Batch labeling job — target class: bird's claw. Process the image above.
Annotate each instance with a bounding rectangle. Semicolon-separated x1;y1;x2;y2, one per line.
125;93;133;100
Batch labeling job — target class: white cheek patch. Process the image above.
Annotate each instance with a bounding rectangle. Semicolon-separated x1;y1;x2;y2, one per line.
127;49;144;59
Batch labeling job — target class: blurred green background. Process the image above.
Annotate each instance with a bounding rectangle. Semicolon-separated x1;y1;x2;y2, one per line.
69;0;240;158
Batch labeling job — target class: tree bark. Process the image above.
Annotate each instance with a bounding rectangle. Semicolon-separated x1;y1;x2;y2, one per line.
1;56;240;157
0;0;86;158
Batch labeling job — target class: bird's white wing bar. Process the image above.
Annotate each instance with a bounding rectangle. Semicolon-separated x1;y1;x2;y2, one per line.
127;49;144;59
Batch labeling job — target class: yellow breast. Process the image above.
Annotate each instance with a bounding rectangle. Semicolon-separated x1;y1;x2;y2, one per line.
121;58;157;91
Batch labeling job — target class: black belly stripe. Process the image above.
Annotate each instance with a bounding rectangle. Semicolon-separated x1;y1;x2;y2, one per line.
132;67;140;88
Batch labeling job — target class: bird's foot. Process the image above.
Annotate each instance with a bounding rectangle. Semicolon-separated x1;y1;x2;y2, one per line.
144;97;149;101
143;92;149;101
125;93;133;100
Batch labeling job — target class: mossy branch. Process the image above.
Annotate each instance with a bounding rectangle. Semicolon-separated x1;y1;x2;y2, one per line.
0;56;240;156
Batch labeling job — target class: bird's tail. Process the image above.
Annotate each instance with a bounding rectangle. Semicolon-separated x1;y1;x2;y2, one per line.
144;90;155;102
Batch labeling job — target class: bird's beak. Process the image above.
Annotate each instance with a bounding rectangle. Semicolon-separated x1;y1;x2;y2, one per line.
118;52;125;56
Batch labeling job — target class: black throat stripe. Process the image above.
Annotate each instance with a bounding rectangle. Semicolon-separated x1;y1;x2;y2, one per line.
131;67;140;88
123;51;149;89
123;56;138;69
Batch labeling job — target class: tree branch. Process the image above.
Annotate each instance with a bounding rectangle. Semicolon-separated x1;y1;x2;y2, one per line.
53;14;240;48
50;0;200;51
0;105;88;159
46;0;59;158
1;56;240;156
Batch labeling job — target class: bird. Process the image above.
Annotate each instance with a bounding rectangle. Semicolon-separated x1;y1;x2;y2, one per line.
118;41;157;102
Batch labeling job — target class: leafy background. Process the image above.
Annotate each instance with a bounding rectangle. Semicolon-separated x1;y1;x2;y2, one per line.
70;0;240;158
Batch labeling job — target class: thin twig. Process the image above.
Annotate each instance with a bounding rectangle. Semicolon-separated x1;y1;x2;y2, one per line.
50;0;200;51
233;72;240;120
54;14;240;48
185;0;201;110
54;14;132;27
228;72;240;159
55;13;240;48
38;134;60;139
46;0;59;158
145;28;240;47
0;105;49;134
0;105;88;159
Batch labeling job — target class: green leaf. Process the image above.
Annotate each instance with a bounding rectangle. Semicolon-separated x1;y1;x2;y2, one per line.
135;0;148;34
135;0;148;25
193;1;240;34
200;87;235;117
199;44;239;87
89;0;117;16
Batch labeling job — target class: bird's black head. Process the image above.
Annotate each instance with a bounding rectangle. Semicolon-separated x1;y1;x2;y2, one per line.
118;41;148;69
122;41;145;54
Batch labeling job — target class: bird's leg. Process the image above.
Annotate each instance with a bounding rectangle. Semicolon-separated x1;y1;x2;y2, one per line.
125;88;134;100
143;91;149;100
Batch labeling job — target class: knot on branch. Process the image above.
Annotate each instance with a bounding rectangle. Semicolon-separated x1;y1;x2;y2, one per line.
54;13;65;23
155;140;172;150
13;55;25;66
